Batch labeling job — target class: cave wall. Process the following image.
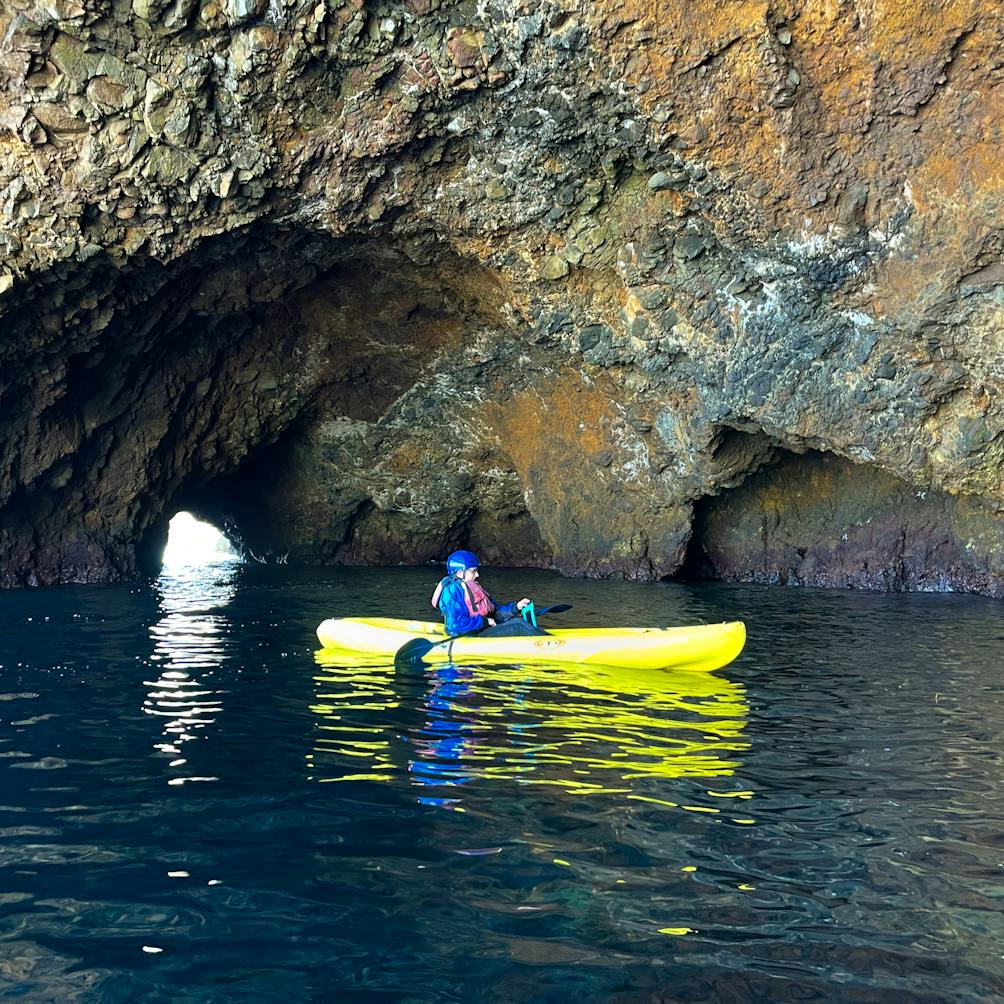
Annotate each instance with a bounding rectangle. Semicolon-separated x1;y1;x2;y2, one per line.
696;451;1004;597
0;0;1002;593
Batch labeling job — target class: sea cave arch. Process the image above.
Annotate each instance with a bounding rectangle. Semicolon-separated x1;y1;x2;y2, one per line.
0;220;553;586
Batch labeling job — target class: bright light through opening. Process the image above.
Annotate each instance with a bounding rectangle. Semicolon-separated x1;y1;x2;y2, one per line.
162;512;239;567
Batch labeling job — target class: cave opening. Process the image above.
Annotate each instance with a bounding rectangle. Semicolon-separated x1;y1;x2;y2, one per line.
671;497;719;583
669;427;780;584
0;209;578;587
160;511;241;570
665;447;1004;596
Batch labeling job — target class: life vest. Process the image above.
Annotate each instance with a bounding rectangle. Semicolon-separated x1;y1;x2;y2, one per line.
430;576;494;617
463;580;494;617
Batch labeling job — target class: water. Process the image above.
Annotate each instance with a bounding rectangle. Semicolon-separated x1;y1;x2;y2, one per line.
1;563;1003;1002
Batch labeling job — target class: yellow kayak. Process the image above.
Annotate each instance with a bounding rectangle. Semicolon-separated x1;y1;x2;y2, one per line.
315;617;747;672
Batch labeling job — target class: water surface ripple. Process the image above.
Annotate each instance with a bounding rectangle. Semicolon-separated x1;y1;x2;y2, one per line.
1;564;1002;1001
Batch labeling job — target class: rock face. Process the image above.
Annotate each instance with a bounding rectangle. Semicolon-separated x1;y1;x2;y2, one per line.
694;451;1004;597
0;0;1001;594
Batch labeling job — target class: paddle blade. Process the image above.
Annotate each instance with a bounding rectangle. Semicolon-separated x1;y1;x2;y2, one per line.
394;637;437;666
537;603;572;615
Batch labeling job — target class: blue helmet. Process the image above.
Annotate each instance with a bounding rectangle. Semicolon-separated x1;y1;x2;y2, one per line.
446;549;479;575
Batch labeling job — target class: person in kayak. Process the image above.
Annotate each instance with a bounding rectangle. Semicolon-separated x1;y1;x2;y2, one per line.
431;550;547;637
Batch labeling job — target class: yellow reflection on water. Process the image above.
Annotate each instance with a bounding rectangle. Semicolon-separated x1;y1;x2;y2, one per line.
310;652;750;811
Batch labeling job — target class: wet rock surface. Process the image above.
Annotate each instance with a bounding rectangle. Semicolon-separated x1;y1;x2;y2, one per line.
0;0;1002;594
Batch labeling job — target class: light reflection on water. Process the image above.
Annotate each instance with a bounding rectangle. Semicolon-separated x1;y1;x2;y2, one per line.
310;654;752;818
143;562;237;783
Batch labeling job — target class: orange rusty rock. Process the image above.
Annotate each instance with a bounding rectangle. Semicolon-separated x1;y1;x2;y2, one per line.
446;27;485;70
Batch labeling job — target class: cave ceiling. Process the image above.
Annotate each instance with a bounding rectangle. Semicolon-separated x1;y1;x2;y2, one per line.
0;0;1002;593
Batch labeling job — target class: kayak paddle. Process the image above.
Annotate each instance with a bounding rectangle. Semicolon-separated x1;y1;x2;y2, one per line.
394;603;572;666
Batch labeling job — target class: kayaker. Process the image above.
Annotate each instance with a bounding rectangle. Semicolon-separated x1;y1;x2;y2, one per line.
431;550;546;637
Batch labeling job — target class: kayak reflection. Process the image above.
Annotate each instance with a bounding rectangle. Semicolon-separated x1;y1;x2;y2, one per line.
309;652;750;811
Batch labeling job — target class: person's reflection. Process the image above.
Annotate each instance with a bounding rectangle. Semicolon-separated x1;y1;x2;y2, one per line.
144;563;235;783
408;663;481;806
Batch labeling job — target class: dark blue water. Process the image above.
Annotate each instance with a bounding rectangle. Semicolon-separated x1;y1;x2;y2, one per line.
2;563;1003;1002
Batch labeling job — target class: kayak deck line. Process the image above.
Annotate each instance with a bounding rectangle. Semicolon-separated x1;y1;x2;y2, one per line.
316;617;747;673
